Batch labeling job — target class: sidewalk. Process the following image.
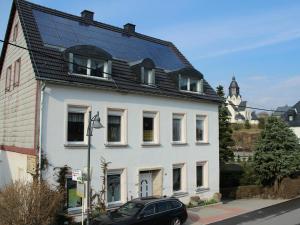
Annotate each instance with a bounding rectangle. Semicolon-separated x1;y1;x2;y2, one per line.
186;198;287;225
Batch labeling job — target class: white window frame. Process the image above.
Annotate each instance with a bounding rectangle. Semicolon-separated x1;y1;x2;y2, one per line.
172;113;186;144
5;65;12;92
69;53;111;80
179;74;203;93
141;67;155;86
196;115;208;143
12;22;18;42
196;161;209;191
106;169;126;206
13;58;21;87
106;108;127;146
65;105;90;146
142;111;160;145
172;163;186;193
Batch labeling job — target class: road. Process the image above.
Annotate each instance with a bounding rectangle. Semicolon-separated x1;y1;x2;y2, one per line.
209;197;300;225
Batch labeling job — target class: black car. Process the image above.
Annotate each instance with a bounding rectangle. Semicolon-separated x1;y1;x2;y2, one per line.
92;197;188;225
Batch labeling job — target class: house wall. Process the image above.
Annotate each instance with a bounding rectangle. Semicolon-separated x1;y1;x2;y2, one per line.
42;83;219;204
291;127;300;140
0;11;37;187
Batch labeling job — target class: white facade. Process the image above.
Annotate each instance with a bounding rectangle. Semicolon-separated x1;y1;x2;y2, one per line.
41;83;219;205
291;127;300;140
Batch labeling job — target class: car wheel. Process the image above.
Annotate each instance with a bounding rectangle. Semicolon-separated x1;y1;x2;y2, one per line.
171;217;181;225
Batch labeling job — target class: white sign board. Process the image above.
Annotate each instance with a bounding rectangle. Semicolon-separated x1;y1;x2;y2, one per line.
76;182;85;198
72;169;82;182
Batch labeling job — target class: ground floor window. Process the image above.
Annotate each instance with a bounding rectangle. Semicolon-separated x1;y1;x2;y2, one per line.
196;161;208;189
173;166;182;192
107;172;121;203
66;178;82;209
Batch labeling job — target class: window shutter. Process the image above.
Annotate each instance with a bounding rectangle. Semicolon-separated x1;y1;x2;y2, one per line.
106;60;112;79
141;67;145;84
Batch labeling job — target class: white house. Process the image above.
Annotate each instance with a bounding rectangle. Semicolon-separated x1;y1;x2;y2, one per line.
0;0;220;214
281;101;300;139
226;77;258;125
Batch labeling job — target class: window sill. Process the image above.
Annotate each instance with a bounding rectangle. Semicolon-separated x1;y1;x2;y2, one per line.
179;90;203;95
171;142;188;146
195;187;210;193
64;143;88;148
105;143;128;148
69;72;112;82
195;141;209;145
172;191;189;198
141;143;161;147
140;83;158;88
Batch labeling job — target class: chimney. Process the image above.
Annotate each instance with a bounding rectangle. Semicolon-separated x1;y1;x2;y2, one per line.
123;23;136;35
81;10;94;23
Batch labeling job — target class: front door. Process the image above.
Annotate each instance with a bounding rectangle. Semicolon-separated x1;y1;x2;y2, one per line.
140;172;152;197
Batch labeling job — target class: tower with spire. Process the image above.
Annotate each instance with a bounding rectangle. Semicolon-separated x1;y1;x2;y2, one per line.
226;76;258;124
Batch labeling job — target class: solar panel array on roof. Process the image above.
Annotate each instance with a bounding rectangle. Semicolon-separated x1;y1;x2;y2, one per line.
32;10;185;71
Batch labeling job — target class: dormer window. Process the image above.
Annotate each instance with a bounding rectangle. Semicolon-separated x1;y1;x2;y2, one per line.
69;53;110;79
65;45;113;80
141;67;155;86
179;74;203;93
289;115;294;121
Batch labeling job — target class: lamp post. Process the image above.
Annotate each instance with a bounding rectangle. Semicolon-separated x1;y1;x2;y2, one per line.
86;111;103;225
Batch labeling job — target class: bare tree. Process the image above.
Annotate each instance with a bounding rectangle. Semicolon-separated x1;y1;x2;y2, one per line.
0;181;63;225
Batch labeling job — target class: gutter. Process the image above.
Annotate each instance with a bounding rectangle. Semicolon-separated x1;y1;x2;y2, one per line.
39;81;46;180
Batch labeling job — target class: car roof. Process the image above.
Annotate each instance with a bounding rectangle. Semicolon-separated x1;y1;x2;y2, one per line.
130;196;179;205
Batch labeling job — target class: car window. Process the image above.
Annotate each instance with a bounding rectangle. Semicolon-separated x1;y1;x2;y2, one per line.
156;201;172;213
171;200;181;209
118;202;144;216
143;203;156;216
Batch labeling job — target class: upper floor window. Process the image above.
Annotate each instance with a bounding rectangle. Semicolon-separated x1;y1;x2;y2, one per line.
107;109;127;145
13;58;21;87
143;111;159;144
141;67;155;86
172;113;186;143
69;53;111;79
196;115;208;143
67;105;88;144
5;66;12;92
12;23;18;42
179;75;203;93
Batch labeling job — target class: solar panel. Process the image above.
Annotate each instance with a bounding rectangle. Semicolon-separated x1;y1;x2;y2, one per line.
32;10;185;71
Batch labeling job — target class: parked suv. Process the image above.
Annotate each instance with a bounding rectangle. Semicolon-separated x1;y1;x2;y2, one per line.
92;197;188;225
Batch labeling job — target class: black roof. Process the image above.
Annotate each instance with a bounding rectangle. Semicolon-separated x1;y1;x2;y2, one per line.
0;0;220;104
273;105;291;117
283;101;300;127
229;76;240;97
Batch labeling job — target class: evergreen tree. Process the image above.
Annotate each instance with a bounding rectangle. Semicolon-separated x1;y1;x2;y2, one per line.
216;85;234;163
254;117;300;191
244;120;251;129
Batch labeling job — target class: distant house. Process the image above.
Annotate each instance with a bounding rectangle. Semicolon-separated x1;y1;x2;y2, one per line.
273;105;291;118
281;101;300;139
0;0;220;214
226;77;258;125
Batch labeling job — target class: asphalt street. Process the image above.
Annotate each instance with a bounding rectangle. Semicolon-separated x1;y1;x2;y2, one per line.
210;197;300;225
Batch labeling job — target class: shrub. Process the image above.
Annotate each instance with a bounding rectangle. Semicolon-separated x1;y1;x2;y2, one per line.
0;181;63;225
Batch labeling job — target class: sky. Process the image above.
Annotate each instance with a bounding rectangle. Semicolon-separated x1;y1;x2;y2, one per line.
1;0;299;110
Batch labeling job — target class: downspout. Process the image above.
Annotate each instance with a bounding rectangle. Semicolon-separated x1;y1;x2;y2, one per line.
39;81;46;180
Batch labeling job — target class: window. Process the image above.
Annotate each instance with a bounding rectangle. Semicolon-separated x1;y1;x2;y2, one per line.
196;162;208;190
143;203;156;216
107;173;121;203
197;164;203;187
67;106;87;143
143;112;159;143
66;178;82;209
171;200;182;209
13;58;21;87
179;75;203;93
173;167;181;192
69;53;110;79
12;23;18;42
107;109;126;144
289;115;294;121
5;66;12;91
141;67;155;85
156;201;172;213
196;115;207;142
172;114;185;143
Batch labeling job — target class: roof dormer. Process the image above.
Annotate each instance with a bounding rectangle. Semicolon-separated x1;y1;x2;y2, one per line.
129;58;156;86
64;45;112;80
168;67;204;94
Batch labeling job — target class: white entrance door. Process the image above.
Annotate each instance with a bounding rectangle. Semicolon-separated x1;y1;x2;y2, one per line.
140;172;152;197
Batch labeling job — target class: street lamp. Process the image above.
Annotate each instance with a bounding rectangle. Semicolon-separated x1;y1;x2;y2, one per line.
86;111;104;225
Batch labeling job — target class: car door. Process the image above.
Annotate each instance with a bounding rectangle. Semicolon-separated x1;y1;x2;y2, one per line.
135;203;157;225
155;201;173;225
